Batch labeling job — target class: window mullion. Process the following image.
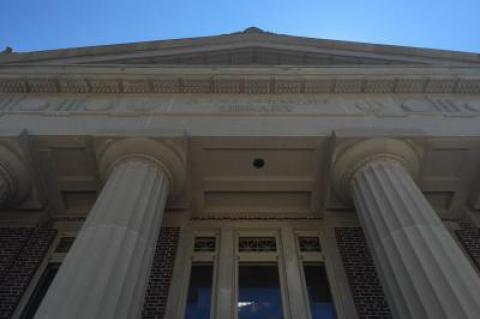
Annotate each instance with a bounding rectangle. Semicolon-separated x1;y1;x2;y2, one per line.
280;226;311;319
214;226;235;319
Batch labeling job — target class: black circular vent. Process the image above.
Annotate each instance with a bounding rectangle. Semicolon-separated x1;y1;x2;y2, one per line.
252;158;265;169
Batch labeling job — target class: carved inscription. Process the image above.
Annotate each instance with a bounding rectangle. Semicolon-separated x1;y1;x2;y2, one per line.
219;105;293;112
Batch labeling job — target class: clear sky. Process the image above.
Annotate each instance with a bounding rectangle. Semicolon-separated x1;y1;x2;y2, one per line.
1;0;479;53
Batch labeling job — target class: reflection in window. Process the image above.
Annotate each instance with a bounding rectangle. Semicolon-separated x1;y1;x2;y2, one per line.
185;263;214;319
20;263;60;319
237;263;284;319
303;264;336;319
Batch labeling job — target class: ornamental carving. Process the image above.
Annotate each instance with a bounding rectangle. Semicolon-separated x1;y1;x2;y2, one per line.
238;237;277;252
193;237;216;252
0;77;479;95
298;237;322;252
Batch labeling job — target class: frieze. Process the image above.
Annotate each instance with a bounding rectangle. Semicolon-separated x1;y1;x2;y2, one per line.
0;77;480;95
1;94;480;117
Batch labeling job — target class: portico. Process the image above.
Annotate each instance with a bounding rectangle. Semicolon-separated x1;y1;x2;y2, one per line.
1;28;480;319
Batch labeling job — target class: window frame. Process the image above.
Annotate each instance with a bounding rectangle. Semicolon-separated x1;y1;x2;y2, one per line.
295;231;336;319
172;229;219;319
165;221;357;319
11;230;77;319
233;229;290;319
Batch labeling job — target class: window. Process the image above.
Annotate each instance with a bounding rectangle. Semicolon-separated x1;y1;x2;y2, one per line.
299;237;322;252
238;236;277;252
185;263;214;319
15;233;76;319
20;263;60;319
172;227;339;319
303;264;336;319
236;233;288;319
179;233;218;319
297;234;336;319
194;237;216;252
238;263;284;319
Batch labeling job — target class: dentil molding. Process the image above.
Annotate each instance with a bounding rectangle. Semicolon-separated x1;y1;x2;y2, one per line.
332;138;421;204
96;137;186;200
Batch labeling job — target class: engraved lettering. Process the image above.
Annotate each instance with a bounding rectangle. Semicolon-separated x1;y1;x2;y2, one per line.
19;97;50;111
218;105;294;113
465;100;480;112
401;99;435;112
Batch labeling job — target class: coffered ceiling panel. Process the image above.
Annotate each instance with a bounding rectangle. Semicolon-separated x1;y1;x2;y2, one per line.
190;137;329;217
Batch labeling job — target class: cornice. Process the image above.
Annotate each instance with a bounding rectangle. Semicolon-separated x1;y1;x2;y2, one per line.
0;75;479;95
1;28;479;64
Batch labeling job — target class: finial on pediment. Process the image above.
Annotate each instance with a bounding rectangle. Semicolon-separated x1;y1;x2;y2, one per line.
1;46;13;54
243;26;264;34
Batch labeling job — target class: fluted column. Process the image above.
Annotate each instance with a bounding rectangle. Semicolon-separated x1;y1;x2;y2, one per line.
35;138;185;319
0;144;32;208
0;166;11;205
333;138;480;319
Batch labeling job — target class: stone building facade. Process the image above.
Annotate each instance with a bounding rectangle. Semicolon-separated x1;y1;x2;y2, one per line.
1;27;480;319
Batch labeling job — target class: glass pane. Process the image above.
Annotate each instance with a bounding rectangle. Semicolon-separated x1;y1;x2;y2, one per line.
237;263;284;319
20;263;60;319
303;264;336;319
185;263;214;319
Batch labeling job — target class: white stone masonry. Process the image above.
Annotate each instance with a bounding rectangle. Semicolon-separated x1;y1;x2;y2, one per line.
35;159;169;319
352;160;480;319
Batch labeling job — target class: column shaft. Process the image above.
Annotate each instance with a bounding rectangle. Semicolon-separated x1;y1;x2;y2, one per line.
0;167;10;205
35;159;169;319
352;161;480;319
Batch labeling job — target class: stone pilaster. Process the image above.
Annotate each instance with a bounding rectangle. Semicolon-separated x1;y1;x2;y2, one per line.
35;138;185;319
333;138;480;319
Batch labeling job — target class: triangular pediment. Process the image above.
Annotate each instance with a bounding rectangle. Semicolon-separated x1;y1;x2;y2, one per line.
89;46;415;66
1;27;479;66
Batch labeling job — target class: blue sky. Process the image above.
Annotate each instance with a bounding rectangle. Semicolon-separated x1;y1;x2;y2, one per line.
1;0;479;53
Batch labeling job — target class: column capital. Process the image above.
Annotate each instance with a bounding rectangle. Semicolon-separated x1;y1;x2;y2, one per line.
0;144;32;208
97;137;186;200
332;138;420;203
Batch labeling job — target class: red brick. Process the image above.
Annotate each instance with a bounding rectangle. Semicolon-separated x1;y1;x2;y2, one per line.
335;227;392;319
0;227;57;319
142;227;180;319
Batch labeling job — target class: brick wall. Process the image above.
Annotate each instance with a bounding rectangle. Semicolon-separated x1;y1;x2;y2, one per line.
0;227;34;279
456;221;480;270
0;226;57;319
335;227;392;319
142;227;180;319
